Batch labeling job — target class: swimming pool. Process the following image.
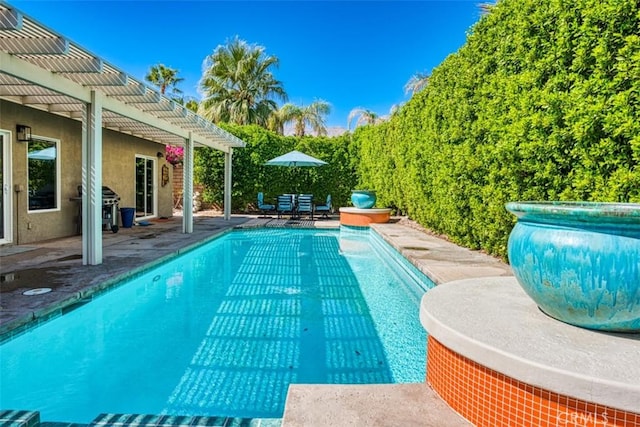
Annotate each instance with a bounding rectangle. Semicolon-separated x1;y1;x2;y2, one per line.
0;228;433;423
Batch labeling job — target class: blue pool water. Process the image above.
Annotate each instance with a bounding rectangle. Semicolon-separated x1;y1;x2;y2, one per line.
0;228;432;423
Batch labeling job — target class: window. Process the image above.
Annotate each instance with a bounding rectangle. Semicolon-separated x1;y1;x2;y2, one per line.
28;138;59;211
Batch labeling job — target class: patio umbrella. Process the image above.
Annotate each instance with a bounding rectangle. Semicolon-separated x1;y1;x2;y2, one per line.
28;146;56;160
265;150;327;194
265;150;327;167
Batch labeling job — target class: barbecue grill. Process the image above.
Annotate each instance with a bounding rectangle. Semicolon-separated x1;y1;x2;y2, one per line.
72;185;120;233
101;186;120;233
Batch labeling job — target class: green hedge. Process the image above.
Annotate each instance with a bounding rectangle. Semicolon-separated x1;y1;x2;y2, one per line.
353;0;640;259
194;124;357;211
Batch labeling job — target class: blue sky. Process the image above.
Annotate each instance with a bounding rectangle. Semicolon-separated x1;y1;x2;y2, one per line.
11;0;483;130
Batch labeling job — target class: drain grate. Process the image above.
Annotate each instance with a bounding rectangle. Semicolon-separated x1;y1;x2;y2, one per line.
22;288;52;296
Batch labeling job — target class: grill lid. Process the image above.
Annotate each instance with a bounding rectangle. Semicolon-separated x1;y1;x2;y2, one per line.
102;186;120;205
76;185;121;205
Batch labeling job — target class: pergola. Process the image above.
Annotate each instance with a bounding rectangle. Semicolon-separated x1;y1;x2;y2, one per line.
0;3;246;265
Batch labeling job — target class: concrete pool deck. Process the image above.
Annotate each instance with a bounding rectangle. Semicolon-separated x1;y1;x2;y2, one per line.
0;211;513;426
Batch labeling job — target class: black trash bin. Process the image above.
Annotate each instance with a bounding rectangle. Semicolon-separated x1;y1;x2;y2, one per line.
120;207;135;228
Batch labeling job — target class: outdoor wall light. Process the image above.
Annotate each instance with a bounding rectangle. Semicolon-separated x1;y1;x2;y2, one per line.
156;151;164;158
16;124;32;142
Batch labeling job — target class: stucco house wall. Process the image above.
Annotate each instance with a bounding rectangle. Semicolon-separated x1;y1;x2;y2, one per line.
2;100;174;245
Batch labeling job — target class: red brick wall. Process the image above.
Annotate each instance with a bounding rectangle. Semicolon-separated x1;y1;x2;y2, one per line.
172;165;206;210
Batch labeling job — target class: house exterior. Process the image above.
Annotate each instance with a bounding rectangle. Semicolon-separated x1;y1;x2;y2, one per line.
0;3;245;264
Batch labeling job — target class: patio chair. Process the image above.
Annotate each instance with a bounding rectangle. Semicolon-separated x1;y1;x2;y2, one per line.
257;192;275;217
297;194;314;220
314;194;332;219
277;194;295;219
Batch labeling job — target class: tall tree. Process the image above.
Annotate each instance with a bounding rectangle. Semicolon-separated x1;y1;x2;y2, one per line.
184;99;199;113
267;108;286;135
278;100;331;137
478;2;496;15
404;72;430;96
348;107;383;130
145;64;184;98
199;36;287;126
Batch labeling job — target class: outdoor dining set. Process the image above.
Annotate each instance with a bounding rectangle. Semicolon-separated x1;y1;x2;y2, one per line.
258;150;333;219
257;193;332;220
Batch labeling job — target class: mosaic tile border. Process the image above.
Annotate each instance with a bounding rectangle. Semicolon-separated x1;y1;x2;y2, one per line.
91;413;280;427
368;229;436;294
0;411;281;427
90;413;229;426
0;410;40;427
427;336;640;427
339;224;370;233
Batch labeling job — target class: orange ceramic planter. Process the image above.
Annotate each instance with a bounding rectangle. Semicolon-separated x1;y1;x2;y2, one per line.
339;207;391;227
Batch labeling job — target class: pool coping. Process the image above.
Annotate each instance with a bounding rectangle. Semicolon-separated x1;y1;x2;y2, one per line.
421;276;640;415
370;222;513;285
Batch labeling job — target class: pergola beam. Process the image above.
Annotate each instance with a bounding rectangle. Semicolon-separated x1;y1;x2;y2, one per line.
0;8;21;30
0;37;68;54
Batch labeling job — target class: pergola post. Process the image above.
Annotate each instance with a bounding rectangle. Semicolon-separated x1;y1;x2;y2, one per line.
182;133;194;233
82;90;103;265
224;148;233;221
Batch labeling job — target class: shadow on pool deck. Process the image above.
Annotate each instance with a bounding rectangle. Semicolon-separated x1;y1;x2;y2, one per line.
0;212;511;426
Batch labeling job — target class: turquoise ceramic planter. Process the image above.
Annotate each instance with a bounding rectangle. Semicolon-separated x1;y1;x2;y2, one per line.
351;190;376;209
506;201;640;332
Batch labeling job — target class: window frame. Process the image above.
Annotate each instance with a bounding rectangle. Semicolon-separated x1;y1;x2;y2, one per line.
134;154;157;220
27;136;61;214
0;129;13;244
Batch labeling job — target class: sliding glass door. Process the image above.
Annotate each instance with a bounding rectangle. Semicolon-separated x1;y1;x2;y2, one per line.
135;156;156;219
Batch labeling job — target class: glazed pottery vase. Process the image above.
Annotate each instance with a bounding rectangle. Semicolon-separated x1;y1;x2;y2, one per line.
506;201;640;332
351;190;376;209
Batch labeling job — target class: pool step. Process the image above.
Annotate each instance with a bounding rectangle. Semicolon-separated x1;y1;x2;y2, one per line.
282;383;471;426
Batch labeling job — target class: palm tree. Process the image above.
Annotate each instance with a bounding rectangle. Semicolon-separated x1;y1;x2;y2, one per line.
389;103;402;116
267;108;287;135
479;2;495;15
278;100;331;137
347;107;383;130
184;99;199;113
404;72;430;96
145;64;184;98
199;36;287;126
